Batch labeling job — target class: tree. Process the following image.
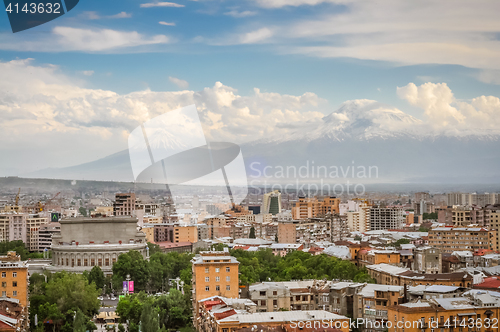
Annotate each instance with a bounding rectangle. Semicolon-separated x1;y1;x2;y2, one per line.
73;309;86;332
274;234;278;243
118;323;126;332
79;207;87;217
148;242;162;255
249;227;256;239
354;235;362;241
140;302;159;332
45;272;100;317
423;212;438;220
388;238;410;247
88;266;105;290
112;251;150;292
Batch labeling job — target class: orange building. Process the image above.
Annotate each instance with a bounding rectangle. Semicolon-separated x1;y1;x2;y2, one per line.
174;225;198;243
358;249;401;267
277;222;297;244
192;251;240;331
388;295;500;332
0;252;28;308
292;197;340;220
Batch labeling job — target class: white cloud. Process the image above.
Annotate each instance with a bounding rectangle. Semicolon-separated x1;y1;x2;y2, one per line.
397;82;500;135
80;11;132;19
239;28;273;44
169;76;189;88
0;59;326;173
249;0;500;70
140;2;185;8
81;70;95;76
224;10;258;18
476;70;500;85
0;27;170;52
253;0;349;8
159;21;176;26
108;12;133;19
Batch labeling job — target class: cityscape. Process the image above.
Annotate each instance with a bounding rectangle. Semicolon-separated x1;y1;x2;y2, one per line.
1;0;500;332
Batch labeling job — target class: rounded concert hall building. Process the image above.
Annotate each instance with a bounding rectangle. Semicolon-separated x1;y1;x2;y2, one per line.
47;217;147;274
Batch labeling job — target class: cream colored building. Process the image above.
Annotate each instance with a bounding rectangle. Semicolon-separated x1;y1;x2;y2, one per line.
347;202;371;233
0;213;48;252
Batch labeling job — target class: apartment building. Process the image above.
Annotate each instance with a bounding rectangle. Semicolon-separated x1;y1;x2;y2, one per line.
369;206;405;231
154;223;198;243
292;196;340;220
387;292;500;332
428;227;497;253
38;222;61;252
489;211;500;249
191;251;239;303
113;193;136;216
0;252;28;308
357;249;401;267
0;213;49;252
366;263;472;287
347;202;371;232
413;246;442;274
262;190;282;215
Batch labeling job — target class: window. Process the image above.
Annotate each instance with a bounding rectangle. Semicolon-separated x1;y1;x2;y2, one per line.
71;259;75;267
205;277;210;282
215;268;220;273
216;276;220;282
226;285;230;291
273;300;278;306
205;267;209;273
12;282;16;287
273;291;277;296
1;291;5;297
91;259;95;266
261;300;266;306
66;258;69;266
12;272;17;278
216;285;220;291
98;259;102;267
0;272;4;278
205;286;209;291
260;291;266;296
12;291;17;296
84;259;88;266
226;267;230;272
1;282;5;287
226;276;230;282
77;259;81;266
105;258;109;266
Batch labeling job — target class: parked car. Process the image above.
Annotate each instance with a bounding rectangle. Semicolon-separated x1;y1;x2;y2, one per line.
97;296;103;301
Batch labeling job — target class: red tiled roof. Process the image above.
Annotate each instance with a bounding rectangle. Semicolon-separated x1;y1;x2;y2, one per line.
156;241;192;248
474;277;500;290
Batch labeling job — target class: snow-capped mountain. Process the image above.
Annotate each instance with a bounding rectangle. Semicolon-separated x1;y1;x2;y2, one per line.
24;100;500;184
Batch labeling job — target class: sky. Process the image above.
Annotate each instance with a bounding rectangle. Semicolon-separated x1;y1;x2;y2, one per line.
1;0;500;175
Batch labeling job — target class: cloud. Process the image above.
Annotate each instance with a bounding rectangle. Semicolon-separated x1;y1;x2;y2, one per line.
224;10;258;18
239;28;273;44
81;70;95;76
253;0;349;8
169;76;189;88
0;27;170;52
397;82;500;135
159;21;176;26
108;12;133;18
0;59;326;173
476;70;500;85
246;0;500;70
80;11;132;19
140;2;185;8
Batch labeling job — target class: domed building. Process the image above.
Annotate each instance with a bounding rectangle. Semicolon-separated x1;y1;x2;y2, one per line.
47;217;147;274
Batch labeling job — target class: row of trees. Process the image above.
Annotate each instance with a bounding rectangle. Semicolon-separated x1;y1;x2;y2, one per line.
111;247;193;293
29;271;100;331
231;248;375;285
0;240;45;260
116;291;193;331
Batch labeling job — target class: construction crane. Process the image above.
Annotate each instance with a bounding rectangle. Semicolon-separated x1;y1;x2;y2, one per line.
36;192;61;212
14;188;20;206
